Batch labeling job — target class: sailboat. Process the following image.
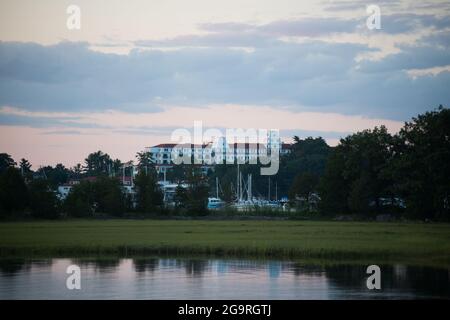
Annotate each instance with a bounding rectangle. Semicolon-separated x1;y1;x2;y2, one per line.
207;176;224;209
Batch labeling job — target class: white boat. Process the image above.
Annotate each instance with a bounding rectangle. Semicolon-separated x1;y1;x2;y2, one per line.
207;197;225;209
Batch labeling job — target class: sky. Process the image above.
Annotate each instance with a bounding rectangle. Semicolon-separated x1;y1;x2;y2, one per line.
0;0;449;168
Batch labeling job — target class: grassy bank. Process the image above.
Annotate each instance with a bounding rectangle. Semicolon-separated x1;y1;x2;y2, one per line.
0;220;449;266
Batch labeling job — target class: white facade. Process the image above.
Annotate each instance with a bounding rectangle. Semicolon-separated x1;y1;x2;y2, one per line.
146;131;291;166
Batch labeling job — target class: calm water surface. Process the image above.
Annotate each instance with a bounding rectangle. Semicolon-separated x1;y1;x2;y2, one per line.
0;258;449;299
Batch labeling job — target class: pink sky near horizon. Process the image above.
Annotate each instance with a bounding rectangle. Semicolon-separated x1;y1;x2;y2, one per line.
0;104;404;169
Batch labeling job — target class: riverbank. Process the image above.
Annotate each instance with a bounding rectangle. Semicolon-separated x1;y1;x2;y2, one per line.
0;220;449;267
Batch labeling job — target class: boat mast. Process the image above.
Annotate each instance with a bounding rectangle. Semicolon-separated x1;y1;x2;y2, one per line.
275;181;278;201
239;171;243;201
216;176;219;199
248;174;252;201
237;163;240;201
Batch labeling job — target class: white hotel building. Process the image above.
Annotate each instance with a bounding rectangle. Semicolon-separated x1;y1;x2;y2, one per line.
146;131;292;173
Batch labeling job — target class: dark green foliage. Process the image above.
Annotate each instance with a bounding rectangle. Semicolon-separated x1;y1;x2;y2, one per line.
289;172;318;200
64;181;95;217
278;137;331;197
36;164;71;188
134;169;164;214
84;151;111;175
65;177;126;217
0;153;16;174
0;167;29;216
176;168;209;215
166;164;188;183
174;185;189;208
71;163;83;179
92;177;126;217
318;106;450;221
136;151;153;171
84;151;123;177
347;173;372;214
393;106;450;220
289;172;319;211
19;158;33;181
28;179;60;219
318;151;349;215
319;126;396;216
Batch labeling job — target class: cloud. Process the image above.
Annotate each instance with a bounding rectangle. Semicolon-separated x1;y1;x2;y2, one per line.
41;130;83;135
406;64;450;79
324;0;401;12
0;41;166;112
357;43;450;72
0;112;102;129
378;14;450;34
1;17;449;121
136;17;360;49
0;106;106;129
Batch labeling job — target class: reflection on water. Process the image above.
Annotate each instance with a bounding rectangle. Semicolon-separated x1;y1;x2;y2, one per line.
0;258;448;299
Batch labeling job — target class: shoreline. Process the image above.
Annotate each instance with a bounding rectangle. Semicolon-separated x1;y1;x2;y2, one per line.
1;219;449;267
1;247;449;268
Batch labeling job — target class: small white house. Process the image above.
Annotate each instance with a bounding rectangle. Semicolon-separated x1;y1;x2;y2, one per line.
57;185;72;200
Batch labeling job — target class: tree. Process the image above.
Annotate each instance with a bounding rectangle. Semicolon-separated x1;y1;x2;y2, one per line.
28;179;60;219
207;164;239;202
289;172;319;211
92;177;126;217
19;158;32;173
0;167;29;217
394;106;450;220
166;164;188;183
84;151;113;176
347;173;372;214
64;181;95;217
19;158;33;181
318;150;349;215
65;178;127;217
70;163;83;179
277;137;331;199
134;169;163;214
112;159;123;177
319;126;396;216
0;153;16;174
174;185;189;208
217;180;235;203
136;151;154;172
183;168;209;215
36;164;70;188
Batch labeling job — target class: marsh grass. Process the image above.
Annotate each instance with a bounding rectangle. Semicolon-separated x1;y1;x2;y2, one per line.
0;220;449;267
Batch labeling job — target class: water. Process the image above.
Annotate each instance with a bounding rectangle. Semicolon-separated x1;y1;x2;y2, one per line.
0;258;449;299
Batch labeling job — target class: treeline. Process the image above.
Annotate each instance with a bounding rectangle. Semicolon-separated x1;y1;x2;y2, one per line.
1;106;449;221
208;106;449;221
0;151;209;219
291;106;449;220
